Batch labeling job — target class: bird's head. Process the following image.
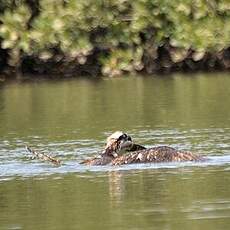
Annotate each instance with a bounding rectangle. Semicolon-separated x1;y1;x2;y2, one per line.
102;131;133;158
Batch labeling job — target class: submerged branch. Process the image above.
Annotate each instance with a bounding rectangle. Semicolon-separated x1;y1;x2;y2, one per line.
26;146;61;166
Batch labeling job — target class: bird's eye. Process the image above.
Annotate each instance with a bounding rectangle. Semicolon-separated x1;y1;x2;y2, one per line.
122;134;127;138
118;133;127;141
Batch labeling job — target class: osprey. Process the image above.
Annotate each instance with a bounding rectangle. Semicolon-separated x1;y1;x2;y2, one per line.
81;131;204;166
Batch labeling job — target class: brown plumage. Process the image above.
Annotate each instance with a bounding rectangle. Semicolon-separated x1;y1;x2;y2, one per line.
111;146;204;165
80;131;133;166
127;144;146;152
80;131;204;166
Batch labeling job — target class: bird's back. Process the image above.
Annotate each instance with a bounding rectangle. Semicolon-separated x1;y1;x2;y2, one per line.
111;146;204;165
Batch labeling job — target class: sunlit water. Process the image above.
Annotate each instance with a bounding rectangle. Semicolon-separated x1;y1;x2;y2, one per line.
0;73;230;229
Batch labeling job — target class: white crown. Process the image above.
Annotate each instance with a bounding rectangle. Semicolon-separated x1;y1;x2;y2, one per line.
107;131;124;142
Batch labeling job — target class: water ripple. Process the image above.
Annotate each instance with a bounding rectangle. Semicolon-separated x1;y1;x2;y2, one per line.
1;128;230;180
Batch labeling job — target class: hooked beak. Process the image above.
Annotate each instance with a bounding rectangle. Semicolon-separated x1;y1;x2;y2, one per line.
102;139;133;158
119;140;133;152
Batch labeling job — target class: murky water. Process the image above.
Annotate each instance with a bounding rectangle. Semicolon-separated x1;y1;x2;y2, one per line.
0;73;230;229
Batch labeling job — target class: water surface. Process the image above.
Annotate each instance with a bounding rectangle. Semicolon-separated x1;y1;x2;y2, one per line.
0;73;230;229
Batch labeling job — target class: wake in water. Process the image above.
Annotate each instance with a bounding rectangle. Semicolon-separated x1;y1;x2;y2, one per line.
1;129;230;180
26;131;204;166
1;153;230;181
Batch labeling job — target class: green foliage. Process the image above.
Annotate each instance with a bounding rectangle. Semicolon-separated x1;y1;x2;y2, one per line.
0;5;30;50
0;0;229;75
0;4;31;67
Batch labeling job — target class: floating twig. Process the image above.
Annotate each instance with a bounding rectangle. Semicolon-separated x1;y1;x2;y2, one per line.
26;146;61;166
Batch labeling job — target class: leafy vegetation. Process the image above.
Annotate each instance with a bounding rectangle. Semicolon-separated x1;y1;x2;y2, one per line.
0;0;229;76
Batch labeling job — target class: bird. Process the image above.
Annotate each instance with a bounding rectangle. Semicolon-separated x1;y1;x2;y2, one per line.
81;131;204;166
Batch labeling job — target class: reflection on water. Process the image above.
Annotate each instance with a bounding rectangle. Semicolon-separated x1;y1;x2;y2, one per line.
1;73;230;140
0;168;229;230
0;73;230;229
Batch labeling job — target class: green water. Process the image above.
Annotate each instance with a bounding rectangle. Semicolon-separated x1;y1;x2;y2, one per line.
0;73;230;229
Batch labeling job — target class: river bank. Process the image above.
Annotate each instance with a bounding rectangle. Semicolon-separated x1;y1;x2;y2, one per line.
0;1;229;78
0;45;229;78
